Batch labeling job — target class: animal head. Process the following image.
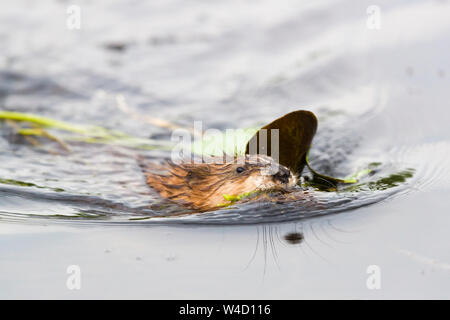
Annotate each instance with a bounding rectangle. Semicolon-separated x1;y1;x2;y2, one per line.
144;154;296;211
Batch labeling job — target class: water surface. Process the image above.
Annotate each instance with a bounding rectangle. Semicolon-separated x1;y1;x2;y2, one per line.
1;0;450;298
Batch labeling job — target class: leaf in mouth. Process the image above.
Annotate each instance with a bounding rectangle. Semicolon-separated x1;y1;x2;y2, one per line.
245;110;318;176
244;109;371;190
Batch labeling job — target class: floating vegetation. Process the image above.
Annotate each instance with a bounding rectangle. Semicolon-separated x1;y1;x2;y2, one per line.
46;211;109;220
342;168;415;192
0;178;65;192
302;156;381;191
0;111;88;133
0;110;172;152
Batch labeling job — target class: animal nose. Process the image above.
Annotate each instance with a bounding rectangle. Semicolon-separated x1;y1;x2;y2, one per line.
272;166;291;183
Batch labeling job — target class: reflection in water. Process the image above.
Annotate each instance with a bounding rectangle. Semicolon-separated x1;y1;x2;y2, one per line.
283;232;304;245
245;224;284;275
244;219;354;275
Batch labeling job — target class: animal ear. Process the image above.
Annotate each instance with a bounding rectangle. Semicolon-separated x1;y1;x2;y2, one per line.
187;165;210;178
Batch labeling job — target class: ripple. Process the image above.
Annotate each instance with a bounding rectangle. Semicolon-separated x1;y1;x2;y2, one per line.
1;110;438;226
0;160;419;226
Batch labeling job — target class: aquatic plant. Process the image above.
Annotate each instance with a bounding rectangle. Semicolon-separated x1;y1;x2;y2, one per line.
0;110;171;151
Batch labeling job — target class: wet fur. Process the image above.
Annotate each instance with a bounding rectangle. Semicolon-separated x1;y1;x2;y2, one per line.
142;155;295;211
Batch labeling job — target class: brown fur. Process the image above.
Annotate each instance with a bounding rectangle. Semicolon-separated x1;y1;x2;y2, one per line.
143;155;296;211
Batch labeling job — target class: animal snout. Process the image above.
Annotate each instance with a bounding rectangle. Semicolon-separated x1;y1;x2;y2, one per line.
272;166;291;184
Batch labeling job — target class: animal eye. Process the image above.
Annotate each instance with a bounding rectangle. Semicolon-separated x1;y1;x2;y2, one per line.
236;167;245;173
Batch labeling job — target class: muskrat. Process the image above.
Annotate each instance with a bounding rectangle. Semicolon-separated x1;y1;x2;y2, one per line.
143;154;297;212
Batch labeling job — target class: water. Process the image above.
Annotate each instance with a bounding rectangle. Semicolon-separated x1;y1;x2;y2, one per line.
1;0;450;298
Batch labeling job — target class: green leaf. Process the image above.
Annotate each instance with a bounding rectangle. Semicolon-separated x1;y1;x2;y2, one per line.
0;111;88;134
0;110;171;151
218;191;257;207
